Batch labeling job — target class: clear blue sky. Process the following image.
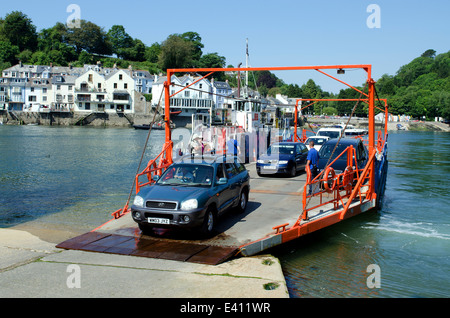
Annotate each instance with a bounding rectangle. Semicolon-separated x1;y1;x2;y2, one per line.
1;0;449;93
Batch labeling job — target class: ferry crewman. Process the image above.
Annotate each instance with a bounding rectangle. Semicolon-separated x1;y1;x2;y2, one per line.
307;140;320;195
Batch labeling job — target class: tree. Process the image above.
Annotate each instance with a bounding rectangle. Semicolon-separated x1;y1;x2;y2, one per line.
119;39;146;61
198;52;226;80
145;42;161;63
0;40;20;64
107;25;133;58
255;71;277;89
38;23;67;52
158;34;195;70
0;11;38;51
180;31;203;62
421;49;436;58
65;20;112;55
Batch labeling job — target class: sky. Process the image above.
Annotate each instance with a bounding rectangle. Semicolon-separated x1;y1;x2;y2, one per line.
1;0;449;93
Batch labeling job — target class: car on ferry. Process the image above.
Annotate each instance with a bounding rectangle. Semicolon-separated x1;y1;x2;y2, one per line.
256;142;309;177
317;138;368;175
131;155;250;237
305;136;330;151
316;127;344;139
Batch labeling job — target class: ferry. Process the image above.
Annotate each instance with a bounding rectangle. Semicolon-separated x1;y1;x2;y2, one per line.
57;64;389;265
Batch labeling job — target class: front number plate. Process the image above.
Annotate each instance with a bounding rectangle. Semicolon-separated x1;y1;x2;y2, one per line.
148;217;170;224
264;165;277;170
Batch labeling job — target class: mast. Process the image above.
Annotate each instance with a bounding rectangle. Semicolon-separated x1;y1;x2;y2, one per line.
245;38;249;98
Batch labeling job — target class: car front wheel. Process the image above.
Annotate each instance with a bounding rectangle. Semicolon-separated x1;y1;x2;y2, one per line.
200;208;216;237
236;189;248;213
289;163;297;177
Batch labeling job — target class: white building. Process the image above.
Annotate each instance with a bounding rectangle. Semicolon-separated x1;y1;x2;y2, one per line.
211;79;232;110
0;63;153;114
151;74;214;117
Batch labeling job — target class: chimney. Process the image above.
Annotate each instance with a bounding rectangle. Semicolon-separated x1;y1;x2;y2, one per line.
19;60;23;67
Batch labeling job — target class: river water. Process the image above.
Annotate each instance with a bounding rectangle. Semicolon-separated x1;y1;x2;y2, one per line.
0;125;449;298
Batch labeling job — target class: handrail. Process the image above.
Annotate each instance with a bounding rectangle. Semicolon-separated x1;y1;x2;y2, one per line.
300;146;358;221
135;141;173;193
339;149;377;220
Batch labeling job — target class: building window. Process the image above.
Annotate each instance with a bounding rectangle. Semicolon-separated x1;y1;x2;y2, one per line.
57;85;61;90
88;74;93;82
28;96;36;102
184;90;190;97
43;88;47;93
98;83;101;89
114;83;117;89
31;87;34;92
85;103;90;110
119;74;123;80
124;83;128;89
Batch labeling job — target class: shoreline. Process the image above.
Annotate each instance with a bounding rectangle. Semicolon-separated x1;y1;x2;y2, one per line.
2;109;448;132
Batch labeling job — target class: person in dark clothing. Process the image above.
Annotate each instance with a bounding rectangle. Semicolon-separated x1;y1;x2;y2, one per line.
306;140;320;195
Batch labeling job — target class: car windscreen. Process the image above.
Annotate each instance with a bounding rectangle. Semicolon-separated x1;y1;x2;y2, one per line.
157;164;214;187
267;144;295;155
306;138;328;145
317;131;340;138
319;143;350;160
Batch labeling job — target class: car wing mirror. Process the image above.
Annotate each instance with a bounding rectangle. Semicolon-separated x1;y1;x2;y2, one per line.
217;177;228;185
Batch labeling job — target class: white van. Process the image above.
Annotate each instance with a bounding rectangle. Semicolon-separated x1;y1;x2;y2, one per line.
316;127;343;139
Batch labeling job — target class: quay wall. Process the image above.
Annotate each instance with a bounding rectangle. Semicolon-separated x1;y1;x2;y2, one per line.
0;110;161;127
1;111;448;131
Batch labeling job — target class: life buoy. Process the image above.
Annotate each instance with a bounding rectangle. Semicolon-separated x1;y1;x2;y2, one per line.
323;167;336;193
342;166;354;191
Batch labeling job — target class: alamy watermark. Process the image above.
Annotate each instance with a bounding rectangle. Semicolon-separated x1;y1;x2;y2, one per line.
366;4;381;29
66;264;81;289
366;264;381;288
66;4;81;29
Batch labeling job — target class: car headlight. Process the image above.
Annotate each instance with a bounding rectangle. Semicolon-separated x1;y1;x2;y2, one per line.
133;195;144;208
278;160;288;164
180;199;198;211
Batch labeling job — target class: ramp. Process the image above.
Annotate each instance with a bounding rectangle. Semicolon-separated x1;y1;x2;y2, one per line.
56;231;237;265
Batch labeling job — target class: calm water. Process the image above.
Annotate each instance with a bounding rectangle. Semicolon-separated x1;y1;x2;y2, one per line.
1;125;449;297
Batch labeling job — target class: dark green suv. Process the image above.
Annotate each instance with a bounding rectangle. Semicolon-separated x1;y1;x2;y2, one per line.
131;155;250;236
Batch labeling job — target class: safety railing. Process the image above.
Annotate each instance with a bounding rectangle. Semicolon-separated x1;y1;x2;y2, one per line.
135;142;173;194
294;145;377;223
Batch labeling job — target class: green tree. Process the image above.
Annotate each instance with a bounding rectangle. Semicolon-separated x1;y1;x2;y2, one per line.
119;39;146;61
65;20;112;55
107;25;133;58
0;11;38;51
421;49;436;58
145;42;161;63
180;31;203;62
0;40;20;64
267;87;281;97
198;52;226;80
158;34;195;70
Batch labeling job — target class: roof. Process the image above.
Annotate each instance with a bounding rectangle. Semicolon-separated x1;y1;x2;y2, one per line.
213;81;231;90
176;154;242;164
323;138;363;145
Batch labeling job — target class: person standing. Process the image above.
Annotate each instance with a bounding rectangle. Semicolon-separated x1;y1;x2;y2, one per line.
306;140;320;195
